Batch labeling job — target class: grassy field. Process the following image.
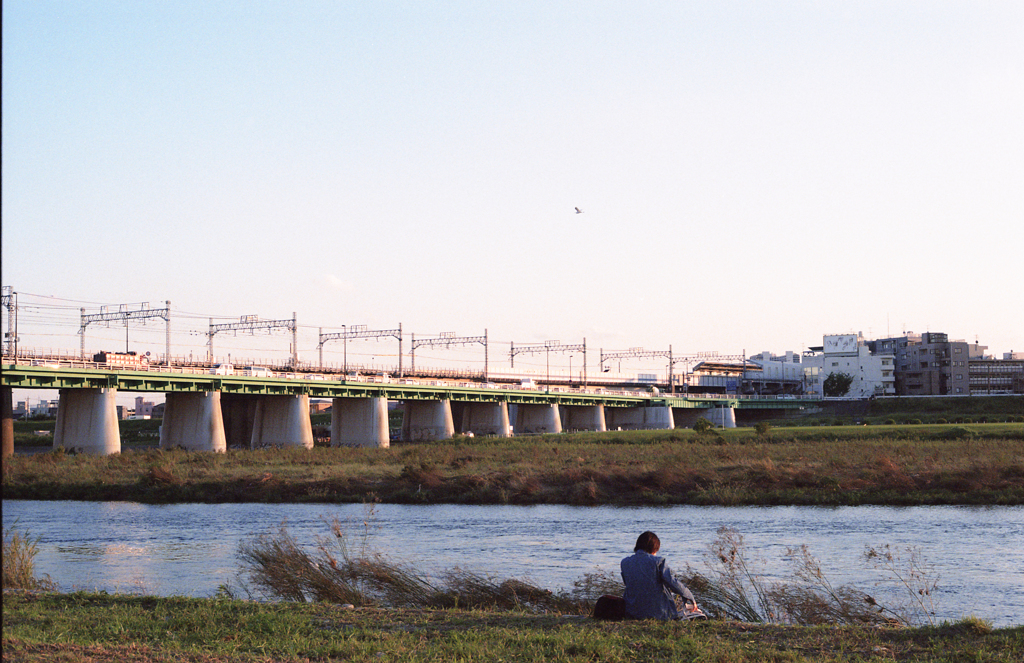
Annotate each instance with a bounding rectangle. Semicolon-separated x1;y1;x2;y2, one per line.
779;395;1023;427
12;417;161;446
4;423;1023;505
3;591;1022;663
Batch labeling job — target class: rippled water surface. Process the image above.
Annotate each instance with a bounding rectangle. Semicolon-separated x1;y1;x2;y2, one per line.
4;501;1022;626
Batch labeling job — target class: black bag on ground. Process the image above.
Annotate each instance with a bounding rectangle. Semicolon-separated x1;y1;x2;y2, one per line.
592;594;627;621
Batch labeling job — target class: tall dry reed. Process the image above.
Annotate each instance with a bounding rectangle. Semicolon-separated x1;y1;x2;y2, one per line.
680;527;938;626
237;516;587;612
2;523;56;591
236;518;940;625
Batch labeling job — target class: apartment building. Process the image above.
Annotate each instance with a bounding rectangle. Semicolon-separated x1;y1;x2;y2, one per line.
870;332;983;396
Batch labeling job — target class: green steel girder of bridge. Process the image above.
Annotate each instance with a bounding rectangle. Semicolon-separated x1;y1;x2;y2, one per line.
1;364;816;410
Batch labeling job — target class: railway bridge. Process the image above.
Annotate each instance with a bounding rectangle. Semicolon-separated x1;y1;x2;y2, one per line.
2;363;818;455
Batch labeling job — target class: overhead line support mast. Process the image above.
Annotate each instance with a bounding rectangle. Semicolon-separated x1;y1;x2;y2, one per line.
208;312;297;368
80;301;171;366
411;330;488;379
318;324;403;376
509;339;586;388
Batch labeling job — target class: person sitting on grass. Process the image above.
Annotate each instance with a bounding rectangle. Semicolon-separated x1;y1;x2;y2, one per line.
621;531;704;620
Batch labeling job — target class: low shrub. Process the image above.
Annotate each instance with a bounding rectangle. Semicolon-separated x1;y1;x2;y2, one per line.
932;426;976;440
692;418;713;433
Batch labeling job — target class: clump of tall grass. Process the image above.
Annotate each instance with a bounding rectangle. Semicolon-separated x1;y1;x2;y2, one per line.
237;516;590;613
2;523;57;591
678;527;941;626
865;543;940;625
236;519;940;625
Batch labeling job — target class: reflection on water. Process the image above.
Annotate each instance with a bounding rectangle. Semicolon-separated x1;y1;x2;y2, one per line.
4;500;1022;627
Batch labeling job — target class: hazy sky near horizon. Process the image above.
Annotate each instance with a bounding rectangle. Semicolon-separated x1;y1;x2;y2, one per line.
3;1;1023;372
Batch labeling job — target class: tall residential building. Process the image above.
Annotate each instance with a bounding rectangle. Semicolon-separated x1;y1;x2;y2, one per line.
870;332;976;396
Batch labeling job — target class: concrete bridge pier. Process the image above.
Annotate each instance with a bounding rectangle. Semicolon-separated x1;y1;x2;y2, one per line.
605;405;674;430
512;403;562;435
221;394;258;449
332;396;390;448
705;406;737;429
2;386;13;459
402;399;455;442
560;404;606;432
457;401;511;437
671;408;705;429
160;392;227;452
251;395;314;449
53;388;121;455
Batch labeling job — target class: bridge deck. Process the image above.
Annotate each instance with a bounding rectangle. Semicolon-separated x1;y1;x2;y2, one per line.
2;364;816;410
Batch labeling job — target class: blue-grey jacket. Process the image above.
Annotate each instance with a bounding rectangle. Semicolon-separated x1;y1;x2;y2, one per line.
620;550;696;620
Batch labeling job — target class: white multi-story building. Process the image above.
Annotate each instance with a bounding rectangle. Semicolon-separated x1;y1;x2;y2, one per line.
802;333;895;398
747;351;806;395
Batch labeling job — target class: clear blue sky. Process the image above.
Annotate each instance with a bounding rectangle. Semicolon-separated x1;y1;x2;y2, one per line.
4;1;1022;375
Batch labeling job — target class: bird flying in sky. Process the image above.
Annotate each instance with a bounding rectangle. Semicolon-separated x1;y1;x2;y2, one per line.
575;207;583;214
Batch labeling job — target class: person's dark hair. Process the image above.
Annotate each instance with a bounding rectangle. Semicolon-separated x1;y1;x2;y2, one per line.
634;531;660;553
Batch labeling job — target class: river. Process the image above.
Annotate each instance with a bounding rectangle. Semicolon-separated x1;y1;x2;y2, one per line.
3;501;1022;627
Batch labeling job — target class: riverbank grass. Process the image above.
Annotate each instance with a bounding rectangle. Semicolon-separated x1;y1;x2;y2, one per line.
3;592;1021;663
2;524;55;592
5;423;1022;505
234;519;939;627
